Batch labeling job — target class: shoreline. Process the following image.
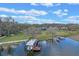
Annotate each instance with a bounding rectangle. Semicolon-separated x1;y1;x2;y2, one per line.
69;34;79;41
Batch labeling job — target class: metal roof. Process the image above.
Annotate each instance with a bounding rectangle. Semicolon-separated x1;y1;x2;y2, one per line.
26;39;37;46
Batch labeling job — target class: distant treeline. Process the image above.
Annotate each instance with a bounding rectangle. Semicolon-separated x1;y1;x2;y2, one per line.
0;17;79;36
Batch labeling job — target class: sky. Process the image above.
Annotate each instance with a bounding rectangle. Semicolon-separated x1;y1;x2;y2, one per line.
0;3;79;24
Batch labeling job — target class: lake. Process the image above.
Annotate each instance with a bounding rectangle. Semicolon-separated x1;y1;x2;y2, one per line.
0;38;79;56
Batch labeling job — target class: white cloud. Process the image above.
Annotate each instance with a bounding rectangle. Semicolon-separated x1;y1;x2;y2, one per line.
0;7;24;14
19;16;56;24
53;9;68;17
16;9;47;16
40;3;54;7
31;3;61;7
17;15;79;24
0;14;8;17
31;3;53;6
17;16;39;21
31;3;39;6
64;16;79;24
26;9;47;16
0;14;74;24
31;3;54;7
68;16;79;20
64;9;69;12
21;16;59;24
0;7;47;16
7;15;57;24
68;3;79;5
0;7;17;14
55;3;61;6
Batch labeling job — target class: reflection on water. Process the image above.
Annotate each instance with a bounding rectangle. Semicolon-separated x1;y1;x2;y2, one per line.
58;38;79;56
38;38;79;56
13;42;26;56
0;38;79;56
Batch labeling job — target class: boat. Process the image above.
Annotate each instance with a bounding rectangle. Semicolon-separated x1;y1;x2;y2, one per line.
53;36;64;43
26;39;41;51
57;36;64;40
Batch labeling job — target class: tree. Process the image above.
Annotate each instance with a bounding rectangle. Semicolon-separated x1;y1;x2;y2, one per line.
0;17;23;36
0;17;2;36
47;26;58;37
25;27;41;39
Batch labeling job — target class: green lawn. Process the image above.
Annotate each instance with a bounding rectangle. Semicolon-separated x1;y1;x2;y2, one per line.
0;32;28;42
36;31;53;40
56;30;79;37
0;30;79;42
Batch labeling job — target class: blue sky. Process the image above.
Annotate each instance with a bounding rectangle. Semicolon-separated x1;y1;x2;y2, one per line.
0;3;79;24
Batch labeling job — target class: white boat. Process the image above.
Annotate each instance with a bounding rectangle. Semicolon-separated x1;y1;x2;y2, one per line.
26;39;40;51
53;36;64;43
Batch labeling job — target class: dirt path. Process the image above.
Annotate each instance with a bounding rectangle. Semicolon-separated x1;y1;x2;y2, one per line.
0;39;28;45
69;34;79;41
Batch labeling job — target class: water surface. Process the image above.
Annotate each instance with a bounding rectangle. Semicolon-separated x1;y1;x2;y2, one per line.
1;38;79;56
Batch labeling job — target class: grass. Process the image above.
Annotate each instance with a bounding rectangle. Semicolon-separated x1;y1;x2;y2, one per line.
36;30;79;40
35;31;53;40
0;32;28;42
36;30;79;41
56;30;79;37
56;30;79;41
0;30;79;42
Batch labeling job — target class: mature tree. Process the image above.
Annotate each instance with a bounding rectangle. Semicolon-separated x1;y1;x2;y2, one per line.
0;17;21;36
47;26;58;38
25;26;41;39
